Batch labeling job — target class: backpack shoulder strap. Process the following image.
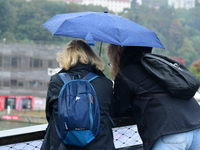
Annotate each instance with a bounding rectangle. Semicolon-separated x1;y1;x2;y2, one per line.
82;72;99;82
58;73;72;84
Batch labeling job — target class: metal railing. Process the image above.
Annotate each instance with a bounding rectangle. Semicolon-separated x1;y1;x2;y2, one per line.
0;117;143;150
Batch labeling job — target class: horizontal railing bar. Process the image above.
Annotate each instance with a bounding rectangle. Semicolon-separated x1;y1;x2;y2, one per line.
0;124;47;146
118;145;144;150
0;117;136;146
113;117;136;127
0;124;47;138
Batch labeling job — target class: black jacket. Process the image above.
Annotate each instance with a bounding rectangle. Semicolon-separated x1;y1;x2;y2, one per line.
114;60;200;150
41;63;115;150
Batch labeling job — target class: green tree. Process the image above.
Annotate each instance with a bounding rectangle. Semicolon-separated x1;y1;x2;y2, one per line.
10;0;109;43
178;37;198;67
191;35;200;56
1;0;200;65
192;6;200;30
189;59;200;81
15;0;68;42
167;18;184;54
0;0;17;41
181;6;200;31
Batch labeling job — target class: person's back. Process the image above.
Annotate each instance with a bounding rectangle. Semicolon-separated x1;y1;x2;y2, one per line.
117;60;200;150
107;44;200;150
41;40;115;150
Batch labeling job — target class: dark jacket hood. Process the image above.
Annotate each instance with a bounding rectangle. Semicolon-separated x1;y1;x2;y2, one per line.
120;46;152;69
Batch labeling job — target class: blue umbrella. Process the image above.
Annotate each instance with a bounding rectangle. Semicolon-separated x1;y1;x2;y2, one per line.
42;11;165;49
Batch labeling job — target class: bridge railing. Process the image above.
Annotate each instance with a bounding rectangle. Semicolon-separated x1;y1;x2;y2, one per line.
0;117;143;150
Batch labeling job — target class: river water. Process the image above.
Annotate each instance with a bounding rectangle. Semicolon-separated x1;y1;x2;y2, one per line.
0;120;41;131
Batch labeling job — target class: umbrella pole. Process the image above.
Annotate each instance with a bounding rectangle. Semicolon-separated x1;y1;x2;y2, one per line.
99;42;103;57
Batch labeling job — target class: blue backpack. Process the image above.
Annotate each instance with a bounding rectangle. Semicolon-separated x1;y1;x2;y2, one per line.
56;72;101;147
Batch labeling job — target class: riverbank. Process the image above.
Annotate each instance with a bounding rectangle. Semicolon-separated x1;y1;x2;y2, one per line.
0;110;47;124
0;120;42;131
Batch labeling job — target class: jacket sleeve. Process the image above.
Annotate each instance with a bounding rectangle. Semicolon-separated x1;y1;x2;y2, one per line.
114;75;133;117
46;74;63;122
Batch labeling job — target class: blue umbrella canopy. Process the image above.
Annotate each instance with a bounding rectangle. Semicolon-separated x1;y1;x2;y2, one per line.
42;11;165;49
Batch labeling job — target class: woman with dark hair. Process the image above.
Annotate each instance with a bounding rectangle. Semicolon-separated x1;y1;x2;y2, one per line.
107;44;200;150
41;40;115;150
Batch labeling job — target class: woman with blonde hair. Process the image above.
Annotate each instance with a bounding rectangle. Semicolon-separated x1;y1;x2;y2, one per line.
107;44;200;150
56;39;104;72
41;40;115;150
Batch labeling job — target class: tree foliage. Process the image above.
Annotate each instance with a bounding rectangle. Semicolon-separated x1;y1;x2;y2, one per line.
171;56;186;65
123;4;200;69
190;59;200;81
0;0;199;74
0;0;17;40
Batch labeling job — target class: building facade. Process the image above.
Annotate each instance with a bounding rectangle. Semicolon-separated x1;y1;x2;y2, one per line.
136;0;142;5
0;43;63;98
168;0;195;9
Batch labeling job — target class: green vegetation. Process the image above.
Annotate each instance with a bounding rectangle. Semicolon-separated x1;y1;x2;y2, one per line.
190;59;200;81
0;0;200;79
